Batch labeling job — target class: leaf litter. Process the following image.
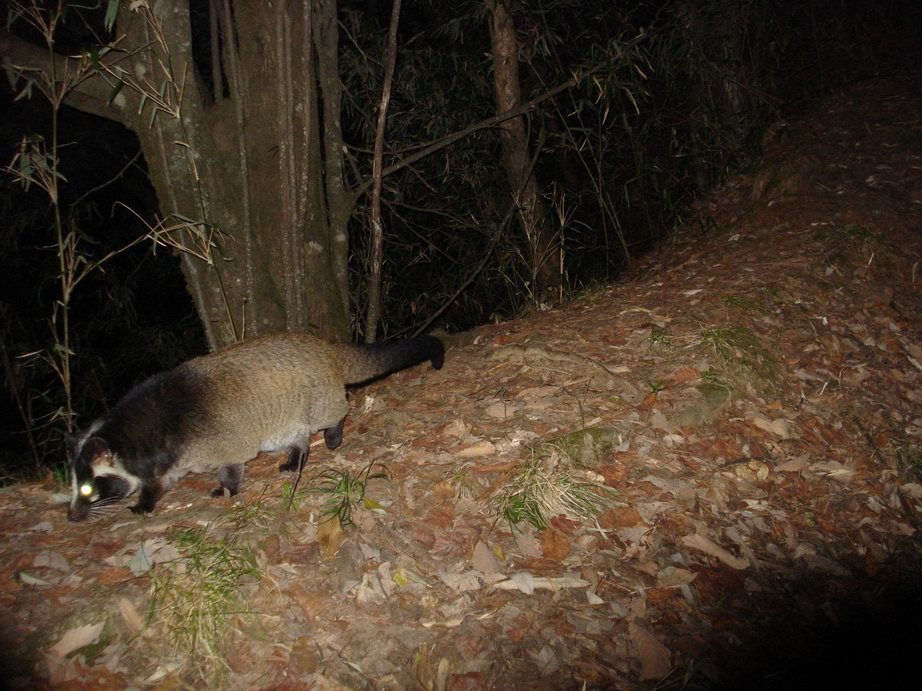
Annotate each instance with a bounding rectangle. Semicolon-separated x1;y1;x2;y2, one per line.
1;75;921;688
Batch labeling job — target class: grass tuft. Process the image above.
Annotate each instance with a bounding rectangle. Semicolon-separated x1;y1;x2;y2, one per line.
309;460;390;527
695;324;778;390
495;452;617;531
147;524;260;683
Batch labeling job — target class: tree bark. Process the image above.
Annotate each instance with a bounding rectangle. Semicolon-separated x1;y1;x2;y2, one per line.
486;0;561;301
1;0;352;348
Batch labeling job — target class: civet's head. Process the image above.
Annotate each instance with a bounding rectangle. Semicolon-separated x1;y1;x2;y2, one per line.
68;434;138;522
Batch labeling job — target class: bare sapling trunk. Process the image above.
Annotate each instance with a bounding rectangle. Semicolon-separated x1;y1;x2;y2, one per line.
365;0;403;343
486;0;562;303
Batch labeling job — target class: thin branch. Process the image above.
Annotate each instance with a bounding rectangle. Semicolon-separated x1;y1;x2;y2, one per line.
411;200;519;338
352;75;578;201
70;150;143;210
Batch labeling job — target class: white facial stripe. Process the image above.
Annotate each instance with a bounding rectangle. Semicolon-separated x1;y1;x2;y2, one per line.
92;458;142;495
69;468;80;508
70;420;106;507
73;420;103;457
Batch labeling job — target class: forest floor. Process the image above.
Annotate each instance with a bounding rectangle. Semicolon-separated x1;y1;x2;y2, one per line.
2;72;922;690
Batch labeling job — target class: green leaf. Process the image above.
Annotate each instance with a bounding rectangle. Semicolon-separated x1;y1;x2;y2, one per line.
107;79;125;106
104;0;119;33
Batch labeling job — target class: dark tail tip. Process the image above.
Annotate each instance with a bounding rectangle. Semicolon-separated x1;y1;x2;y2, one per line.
345;334;446;384
426;336;445;370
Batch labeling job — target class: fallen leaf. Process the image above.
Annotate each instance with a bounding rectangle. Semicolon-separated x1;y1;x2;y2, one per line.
513;530;541;559
355;572;387;605
441;419;469;438
472;541;503;575
810;461;856;482
656;566;697;588
33;550;70;572
27;522;54;534
287;583;322;621
447;671;487;691
437;570;482;593
671;366;700;384
629;622;672;680
586;590;604;605
682;533;750;570
901;483;922;499
457;440;496;457
19;571;52;586
598;463;628;485
289;635;322;675
506;571;535;595
515;385;561;400
549;515;579;532
539;528;571;561
262;533;281;563
96;566;133;586
50;622;104;658
647;587;679;605
126;544;154;576
393;567;428;587
598;506;644;528
317;516;345;558
777;455;810;472
491;573;589;593
641;474;696;499
118;598;144;635
748;414;793;439
484;402;514;419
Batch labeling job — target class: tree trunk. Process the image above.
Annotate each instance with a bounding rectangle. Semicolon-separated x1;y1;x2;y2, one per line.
486;0;562;301
1;0;352;348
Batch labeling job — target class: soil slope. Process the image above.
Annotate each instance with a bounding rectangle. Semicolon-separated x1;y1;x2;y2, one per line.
1;73;921;689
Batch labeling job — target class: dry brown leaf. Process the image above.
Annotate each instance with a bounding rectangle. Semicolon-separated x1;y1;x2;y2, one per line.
539;528;571;560
671;366;700;384
457;440;497;457
433;480;456;500
598;463;629;486
629;622;672;680
639;391;659;409
261;533;281;563
316;516;345;559
96;566;134;586
598;506;644;528
287;583;322;621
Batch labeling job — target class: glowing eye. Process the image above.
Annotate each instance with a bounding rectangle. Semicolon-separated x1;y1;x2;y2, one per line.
79;483;94;497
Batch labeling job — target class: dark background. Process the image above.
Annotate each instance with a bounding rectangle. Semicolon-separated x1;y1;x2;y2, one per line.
1;0;920;477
